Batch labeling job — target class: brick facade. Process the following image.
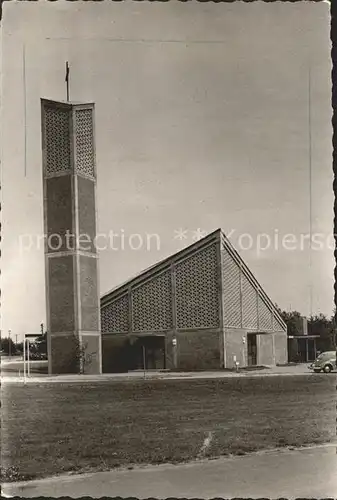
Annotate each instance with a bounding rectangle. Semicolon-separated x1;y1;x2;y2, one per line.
79;255;99;332
175;330;221;371
48;255;75;333
80;334;101;374
50;334;79;374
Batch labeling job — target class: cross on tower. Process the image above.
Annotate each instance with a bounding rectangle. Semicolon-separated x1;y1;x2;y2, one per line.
65;61;70;102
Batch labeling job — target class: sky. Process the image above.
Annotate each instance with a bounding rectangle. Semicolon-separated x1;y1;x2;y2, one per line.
1;1;333;339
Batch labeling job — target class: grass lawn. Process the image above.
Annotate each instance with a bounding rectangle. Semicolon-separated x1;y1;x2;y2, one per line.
1;375;335;482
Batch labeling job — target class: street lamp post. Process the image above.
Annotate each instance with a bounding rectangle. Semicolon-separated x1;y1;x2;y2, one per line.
27;338;30;377
8;330;12;360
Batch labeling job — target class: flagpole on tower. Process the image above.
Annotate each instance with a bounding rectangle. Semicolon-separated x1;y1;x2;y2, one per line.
308;66;313;319
65;61;70;102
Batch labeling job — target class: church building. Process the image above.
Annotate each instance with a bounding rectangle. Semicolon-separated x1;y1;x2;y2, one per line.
101;229;288;372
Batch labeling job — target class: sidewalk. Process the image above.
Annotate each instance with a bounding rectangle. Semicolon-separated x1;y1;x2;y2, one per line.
2;363;312;384
3;444;336;499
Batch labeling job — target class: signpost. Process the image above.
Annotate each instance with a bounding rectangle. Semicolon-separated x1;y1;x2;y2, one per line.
233;354;239;372
142;345;146;379
8;330;12;360
242;336;246;367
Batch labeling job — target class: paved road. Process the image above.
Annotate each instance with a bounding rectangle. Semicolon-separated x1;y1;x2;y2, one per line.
3;444;337;498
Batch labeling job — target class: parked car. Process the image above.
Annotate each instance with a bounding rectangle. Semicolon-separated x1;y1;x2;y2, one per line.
308;351;337;373
29;352;47;361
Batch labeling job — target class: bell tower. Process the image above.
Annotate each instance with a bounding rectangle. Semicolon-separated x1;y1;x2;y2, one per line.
41;98;101;374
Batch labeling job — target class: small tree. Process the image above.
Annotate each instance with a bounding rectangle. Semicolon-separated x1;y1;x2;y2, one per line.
309;313;335;351
15;341;23;354
73;337;96;374
34;332;48;357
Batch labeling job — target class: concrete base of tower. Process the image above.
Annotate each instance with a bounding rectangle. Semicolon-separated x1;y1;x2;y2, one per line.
48;333;102;375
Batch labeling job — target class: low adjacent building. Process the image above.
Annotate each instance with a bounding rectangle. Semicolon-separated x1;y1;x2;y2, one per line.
287;316;320;363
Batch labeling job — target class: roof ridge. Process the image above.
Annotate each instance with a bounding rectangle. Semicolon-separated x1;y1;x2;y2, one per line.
101;227;287;332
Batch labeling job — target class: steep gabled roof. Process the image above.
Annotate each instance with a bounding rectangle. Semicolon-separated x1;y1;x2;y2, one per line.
101;228;287;331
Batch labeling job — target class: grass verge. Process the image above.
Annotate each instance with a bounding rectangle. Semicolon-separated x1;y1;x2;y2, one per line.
1;374;335;482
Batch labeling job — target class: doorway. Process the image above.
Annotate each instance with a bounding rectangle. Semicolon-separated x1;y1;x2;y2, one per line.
131;336;166;370
247;333;257;366
296;337;317;363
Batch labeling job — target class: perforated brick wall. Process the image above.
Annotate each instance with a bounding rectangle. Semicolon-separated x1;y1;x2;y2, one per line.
273;315;286;332
101;294;129;333
222;249;241;328
258;294;273;331
44;106;71;175
175;244;219;329
74;108;95;178
132;270;172;331
242;274;258;329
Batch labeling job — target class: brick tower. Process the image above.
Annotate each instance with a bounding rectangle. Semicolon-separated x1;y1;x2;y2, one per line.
41;99;101;374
